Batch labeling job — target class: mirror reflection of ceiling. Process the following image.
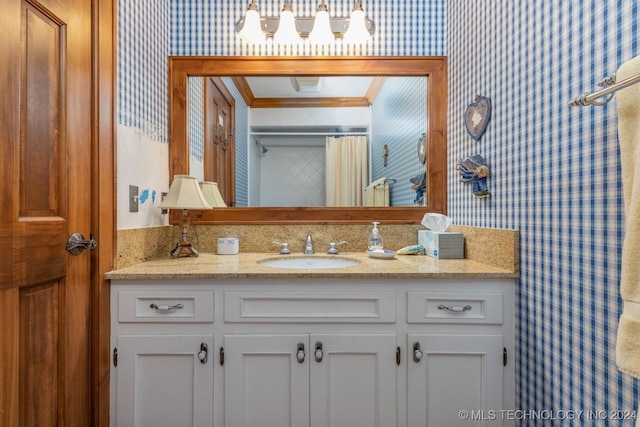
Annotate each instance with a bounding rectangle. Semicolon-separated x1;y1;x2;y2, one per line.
246;76;375;98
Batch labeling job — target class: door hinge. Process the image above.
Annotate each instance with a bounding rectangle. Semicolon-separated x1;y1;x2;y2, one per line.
503;347;507;367
219;346;224;366
113;348;118;367
396;346;401;366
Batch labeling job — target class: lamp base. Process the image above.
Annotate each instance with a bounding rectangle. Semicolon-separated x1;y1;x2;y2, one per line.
169;240;199;258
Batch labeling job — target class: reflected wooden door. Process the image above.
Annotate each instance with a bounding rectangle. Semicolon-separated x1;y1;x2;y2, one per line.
204;77;236;206
0;0;93;423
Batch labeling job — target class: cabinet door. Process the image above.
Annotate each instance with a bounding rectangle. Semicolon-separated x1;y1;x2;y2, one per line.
310;334;397;427
407;334;503;427
224;334;310;427
114;334;214;427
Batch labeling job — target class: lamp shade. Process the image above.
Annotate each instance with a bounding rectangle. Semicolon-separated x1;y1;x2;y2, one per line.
309;2;334;44
199;181;227;208
239;7;266;44
274;1;301;44
343;1;370;44
159;175;213;210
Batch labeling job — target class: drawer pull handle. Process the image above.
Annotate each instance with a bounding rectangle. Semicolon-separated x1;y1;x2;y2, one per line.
150;303;184;312
437;304;472;313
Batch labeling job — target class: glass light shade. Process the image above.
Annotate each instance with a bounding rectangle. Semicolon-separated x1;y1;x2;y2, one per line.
199;182;227;208
343;6;370;44
239;8;265;44
309;9;334;44
159;175;212;210
274;4;301;45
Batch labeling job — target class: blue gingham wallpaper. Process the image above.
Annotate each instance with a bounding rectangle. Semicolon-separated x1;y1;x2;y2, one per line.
371;77;427;206
447;0;639;422
118;0;640;420
169;0;446;56
117;0;169;143
188;77;204;161
221;76;250;206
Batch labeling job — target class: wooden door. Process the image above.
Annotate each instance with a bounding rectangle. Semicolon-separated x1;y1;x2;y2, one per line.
407;334;504;427
224;334;310;427
310;334;397;427
0;0;94;423
204;77;236;206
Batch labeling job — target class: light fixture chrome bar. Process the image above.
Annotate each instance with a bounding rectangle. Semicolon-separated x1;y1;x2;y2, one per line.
569;72;640;107
236;15;374;39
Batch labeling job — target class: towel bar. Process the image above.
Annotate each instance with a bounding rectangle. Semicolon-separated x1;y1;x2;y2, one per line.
569;72;640;107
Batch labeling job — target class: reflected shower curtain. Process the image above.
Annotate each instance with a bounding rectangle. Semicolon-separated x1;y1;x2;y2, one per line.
325;136;369;206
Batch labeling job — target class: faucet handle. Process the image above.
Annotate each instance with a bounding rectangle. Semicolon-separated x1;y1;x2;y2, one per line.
271;241;291;255
327;240;348;255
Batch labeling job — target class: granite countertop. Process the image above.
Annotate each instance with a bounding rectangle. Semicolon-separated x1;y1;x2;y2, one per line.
105;252;519;280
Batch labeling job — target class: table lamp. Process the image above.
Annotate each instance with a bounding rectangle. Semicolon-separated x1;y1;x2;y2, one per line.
199;181;227;208
159;175;212;258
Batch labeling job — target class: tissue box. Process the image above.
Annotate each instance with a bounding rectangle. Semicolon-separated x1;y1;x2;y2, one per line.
418;230;464;259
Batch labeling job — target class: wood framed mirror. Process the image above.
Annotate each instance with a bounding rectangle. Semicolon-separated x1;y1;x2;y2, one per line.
169;56;447;224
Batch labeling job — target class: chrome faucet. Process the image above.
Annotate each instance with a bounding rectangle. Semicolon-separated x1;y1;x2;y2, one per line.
304;233;315;254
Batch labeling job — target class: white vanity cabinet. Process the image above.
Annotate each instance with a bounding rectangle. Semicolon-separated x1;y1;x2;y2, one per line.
222;288;398;427
405;290;510;427
110;289;216;427
224;333;397;427
110;278;515;427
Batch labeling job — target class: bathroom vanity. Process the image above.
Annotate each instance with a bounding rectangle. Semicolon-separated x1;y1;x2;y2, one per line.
107;253;517;427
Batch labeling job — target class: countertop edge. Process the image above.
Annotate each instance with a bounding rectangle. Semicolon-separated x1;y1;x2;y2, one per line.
105;271;519;280
105;252;519;281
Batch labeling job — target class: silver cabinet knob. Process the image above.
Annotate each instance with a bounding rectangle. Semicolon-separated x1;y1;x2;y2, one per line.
413;342;423;363
314;341;324;362
198;343;208;364
296;343;306;363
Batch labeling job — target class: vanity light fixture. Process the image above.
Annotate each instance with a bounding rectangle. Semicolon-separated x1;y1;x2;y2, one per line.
236;0;374;45
159;175;213;258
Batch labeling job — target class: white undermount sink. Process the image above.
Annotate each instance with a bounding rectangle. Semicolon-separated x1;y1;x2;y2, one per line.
258;256;361;269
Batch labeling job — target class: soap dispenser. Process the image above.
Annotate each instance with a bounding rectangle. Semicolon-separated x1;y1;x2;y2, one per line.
368;222;384;251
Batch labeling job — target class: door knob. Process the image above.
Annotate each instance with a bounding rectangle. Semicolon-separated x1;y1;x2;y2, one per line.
66;233;97;255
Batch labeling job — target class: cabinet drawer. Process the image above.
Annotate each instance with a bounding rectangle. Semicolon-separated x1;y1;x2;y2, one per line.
407;292;502;324
224;291;396;323
117;291;214;323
